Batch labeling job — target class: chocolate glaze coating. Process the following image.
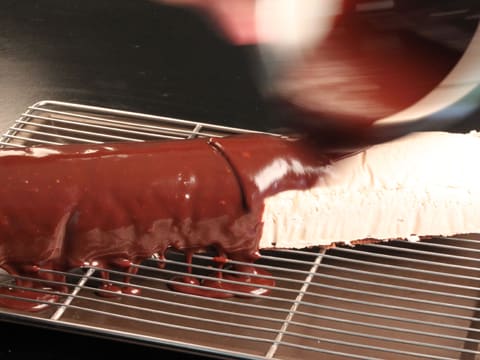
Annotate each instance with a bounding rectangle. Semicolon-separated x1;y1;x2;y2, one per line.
0;135;334;309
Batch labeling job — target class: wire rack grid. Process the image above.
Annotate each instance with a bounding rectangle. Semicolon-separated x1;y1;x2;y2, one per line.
0;100;480;360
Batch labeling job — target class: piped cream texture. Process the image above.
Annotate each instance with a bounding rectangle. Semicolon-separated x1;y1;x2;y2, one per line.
260;131;480;248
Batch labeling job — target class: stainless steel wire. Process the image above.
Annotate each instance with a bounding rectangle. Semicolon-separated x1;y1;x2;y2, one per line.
0;100;479;360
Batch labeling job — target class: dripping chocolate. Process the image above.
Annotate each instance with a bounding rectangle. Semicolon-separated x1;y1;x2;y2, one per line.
0;134;333;310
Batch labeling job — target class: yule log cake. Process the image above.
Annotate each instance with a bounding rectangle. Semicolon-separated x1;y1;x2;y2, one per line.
0;130;479;307
261;130;480;249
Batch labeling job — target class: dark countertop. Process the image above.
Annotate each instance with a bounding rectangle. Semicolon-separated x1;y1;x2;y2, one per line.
1;322;216;359
2;0;480;139
0;0;271;134
2;0;480;133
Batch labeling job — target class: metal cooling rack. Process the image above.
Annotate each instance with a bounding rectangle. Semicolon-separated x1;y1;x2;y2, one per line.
1;100;480;360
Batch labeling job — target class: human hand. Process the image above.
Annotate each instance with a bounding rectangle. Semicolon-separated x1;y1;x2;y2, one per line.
158;0;258;45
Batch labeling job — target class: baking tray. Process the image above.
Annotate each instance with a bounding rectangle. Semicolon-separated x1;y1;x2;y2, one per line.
1;100;480;360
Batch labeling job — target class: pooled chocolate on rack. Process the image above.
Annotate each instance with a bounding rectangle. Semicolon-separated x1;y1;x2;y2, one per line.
1;130;480;311
0;134;334;310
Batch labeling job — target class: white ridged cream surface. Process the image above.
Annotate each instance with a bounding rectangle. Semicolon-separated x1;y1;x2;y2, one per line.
260;131;480;248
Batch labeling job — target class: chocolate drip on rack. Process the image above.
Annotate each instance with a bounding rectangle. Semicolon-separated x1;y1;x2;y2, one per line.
0;134;335;310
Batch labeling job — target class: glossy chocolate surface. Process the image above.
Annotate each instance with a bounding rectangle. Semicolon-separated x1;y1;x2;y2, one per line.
0;135;334;309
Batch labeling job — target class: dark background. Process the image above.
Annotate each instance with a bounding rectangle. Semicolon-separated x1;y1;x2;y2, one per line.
0;0;270;134
2;0;480;135
1;0;479;358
